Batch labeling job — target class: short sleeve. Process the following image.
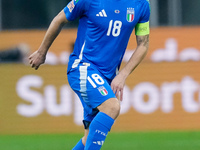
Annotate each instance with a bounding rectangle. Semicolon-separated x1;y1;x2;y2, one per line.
135;0;150;35
64;0;89;21
138;0;150;23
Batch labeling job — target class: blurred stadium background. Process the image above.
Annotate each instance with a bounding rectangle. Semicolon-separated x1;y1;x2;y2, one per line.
1;0;200;149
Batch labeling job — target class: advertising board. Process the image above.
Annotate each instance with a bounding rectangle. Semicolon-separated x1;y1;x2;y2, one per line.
0;27;200;134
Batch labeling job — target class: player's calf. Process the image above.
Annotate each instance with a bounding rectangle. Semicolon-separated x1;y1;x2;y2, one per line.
84;98;120;150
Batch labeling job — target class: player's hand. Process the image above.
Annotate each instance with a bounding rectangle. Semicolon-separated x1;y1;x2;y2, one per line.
29;50;46;70
111;74;126;101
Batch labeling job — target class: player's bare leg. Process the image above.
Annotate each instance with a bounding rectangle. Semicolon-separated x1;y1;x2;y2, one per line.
97;98;120;119
82;129;89;145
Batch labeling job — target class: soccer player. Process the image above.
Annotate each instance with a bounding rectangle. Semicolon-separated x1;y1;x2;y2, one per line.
29;0;150;149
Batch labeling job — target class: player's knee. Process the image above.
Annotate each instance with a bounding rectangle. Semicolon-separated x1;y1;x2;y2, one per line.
108;99;120;119
110;99;120;115
98;98;120;119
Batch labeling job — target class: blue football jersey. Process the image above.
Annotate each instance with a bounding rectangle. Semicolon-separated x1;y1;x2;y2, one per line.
64;0;150;80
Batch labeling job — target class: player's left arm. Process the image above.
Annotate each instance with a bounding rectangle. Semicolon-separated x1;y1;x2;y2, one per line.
111;0;150;100
111;33;149;101
122;34;149;76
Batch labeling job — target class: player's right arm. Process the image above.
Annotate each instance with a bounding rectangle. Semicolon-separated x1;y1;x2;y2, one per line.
29;10;68;70
29;0;88;70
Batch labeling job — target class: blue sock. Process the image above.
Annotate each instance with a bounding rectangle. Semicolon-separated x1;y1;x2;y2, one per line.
72;139;85;150
84;112;114;150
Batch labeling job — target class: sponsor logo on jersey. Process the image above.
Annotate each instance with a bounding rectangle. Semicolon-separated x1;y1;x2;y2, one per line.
96;9;107;17
127;8;135;22
98;86;108;96
67;0;75;13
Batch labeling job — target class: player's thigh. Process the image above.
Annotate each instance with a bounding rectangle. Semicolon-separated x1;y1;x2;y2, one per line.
68;63;116;108
86;65;116;109
68;63;117;118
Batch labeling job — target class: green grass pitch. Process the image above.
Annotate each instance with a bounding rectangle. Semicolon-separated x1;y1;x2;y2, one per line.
0;131;200;150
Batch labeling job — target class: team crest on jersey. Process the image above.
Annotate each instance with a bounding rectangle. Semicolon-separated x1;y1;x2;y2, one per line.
126;8;135;22
67;0;75;13
98;86;108;96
